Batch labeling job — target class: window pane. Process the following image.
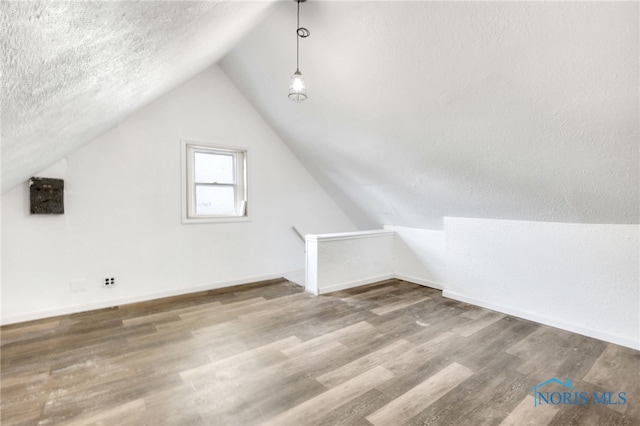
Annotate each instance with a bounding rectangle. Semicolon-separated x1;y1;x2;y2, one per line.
195;185;235;215
194;152;234;184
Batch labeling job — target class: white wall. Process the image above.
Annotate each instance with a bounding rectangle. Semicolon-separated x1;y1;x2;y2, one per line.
305;230;394;295
443;217;639;349
1;65;356;324
384;225;447;290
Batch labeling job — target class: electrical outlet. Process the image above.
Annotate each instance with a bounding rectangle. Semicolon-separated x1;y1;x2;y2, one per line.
103;277;116;288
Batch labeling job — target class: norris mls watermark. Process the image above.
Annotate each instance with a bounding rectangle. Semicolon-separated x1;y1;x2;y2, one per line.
530;378;627;408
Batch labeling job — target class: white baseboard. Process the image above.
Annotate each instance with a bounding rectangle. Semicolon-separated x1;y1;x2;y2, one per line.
394;273;446;290
0;272;287;326
8;272;636;351
317;274;445;295
443;289;640;351
318;274;395;295
283;269;305;287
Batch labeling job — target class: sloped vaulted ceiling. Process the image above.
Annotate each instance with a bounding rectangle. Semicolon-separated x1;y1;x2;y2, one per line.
221;1;639;229
2;1;638;231
1;0;275;193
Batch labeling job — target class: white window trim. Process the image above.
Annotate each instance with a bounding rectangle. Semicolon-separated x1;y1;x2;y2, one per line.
181;139;250;224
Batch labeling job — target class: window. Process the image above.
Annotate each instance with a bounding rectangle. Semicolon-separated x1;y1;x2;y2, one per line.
182;140;248;223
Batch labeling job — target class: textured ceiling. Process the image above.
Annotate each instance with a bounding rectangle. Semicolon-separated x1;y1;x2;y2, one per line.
1;0;275;193
3;1;638;230
222;1;639;229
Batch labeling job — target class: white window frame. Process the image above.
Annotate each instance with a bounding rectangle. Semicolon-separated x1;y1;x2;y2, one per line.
181;140;249;224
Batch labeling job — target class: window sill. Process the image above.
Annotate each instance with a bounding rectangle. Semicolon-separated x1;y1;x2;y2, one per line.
181;215;251;225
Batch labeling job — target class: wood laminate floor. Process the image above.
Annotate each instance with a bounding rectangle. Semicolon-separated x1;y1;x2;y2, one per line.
1;279;639;425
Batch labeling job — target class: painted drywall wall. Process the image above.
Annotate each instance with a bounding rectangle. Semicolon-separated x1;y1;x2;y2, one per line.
384;225;447;290
305;230;394;295
443;217;640;349
1;65;356;324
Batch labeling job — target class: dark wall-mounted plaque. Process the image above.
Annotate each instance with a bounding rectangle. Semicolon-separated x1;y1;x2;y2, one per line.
29;177;64;214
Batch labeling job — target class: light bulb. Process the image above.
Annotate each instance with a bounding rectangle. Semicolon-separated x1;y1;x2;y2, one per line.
288;69;307;103
292;75;304;91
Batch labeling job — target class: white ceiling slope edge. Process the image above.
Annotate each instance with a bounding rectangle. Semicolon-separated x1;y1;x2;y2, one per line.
1;0;276;194
221;1;639;229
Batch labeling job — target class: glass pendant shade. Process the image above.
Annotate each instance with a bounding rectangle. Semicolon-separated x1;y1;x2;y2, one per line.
288;69;307;103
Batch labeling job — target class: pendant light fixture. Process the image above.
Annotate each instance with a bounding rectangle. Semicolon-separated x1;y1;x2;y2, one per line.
289;0;310;103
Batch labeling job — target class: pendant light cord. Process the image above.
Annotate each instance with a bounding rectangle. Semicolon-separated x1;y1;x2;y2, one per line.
295;0;310;72
296;0;300;70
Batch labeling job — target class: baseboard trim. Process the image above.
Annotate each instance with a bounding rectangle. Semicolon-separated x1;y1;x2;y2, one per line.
9;274;636;351
443;289;640;351
318;274;395;295
283;269;305;287
0;273;288;326
394;273;445;290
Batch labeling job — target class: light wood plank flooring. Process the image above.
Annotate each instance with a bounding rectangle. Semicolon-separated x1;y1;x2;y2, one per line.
2;279;639;425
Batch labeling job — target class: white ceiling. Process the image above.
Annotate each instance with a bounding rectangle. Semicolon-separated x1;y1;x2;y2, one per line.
1;0;275;193
3;1;638;230
222;1;639;229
